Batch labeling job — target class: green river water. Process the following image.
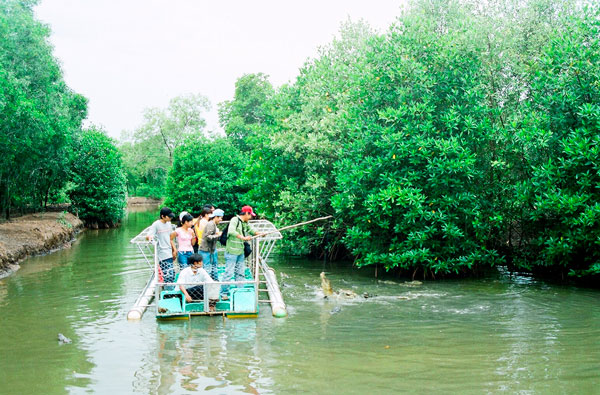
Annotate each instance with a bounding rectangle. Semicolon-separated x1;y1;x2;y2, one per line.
0;208;599;394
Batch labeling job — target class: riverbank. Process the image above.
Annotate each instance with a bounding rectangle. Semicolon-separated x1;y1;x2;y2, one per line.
127;197;163;206
0;212;83;279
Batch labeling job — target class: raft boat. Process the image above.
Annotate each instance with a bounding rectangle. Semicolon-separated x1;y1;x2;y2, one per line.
127;219;287;320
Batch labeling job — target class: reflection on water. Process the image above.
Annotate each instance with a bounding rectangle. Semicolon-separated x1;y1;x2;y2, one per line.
149;319;264;394
0;209;599;394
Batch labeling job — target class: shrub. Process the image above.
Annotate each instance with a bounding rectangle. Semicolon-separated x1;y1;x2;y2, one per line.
164;136;249;216
69;127;127;226
515;14;600;277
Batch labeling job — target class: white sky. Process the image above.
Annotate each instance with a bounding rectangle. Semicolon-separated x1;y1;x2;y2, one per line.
35;0;404;139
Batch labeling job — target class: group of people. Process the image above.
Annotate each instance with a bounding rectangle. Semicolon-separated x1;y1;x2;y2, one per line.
146;204;262;310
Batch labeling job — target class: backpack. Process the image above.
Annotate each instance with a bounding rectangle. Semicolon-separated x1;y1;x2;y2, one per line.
219;223;229;246
219;216;246;247
219;217;238;246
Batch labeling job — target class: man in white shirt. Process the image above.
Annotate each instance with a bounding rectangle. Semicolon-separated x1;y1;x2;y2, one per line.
146;207;176;287
177;253;219;311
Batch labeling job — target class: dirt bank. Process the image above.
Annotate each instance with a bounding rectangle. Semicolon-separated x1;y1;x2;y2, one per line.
127;197;163;206
0;212;83;279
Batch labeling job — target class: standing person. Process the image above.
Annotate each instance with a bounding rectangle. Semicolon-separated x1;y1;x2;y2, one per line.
192;205;213;253
194;207;212;249
179;210;197;249
221;205;262;299
146;207;176;287
191;208;201;253
199;209;224;280
176;254;219;311
172;213;195;269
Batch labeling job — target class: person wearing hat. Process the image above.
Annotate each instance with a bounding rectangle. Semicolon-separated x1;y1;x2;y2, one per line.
178;211;189;222
221;205;262;298
199;208;224;280
146;207;177;287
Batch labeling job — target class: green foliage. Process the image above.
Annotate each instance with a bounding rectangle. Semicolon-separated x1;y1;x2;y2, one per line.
515;13;600;277
119;138;168;198
164;136;249;216
0;0;129;226
219;73;274;151
69;127;127;225
332;5;505;275
0;0;87;217
135;94;211;164
216;0;600;280
241;21;375;257
7;0;592;278
119;94;211;198
56;211;72;229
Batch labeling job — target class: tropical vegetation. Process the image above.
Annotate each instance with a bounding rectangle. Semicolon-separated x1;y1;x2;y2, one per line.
1;0;127;225
69;127;127;227
14;0;600;280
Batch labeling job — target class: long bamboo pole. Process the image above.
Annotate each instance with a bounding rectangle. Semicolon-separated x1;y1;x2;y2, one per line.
252;215;333;239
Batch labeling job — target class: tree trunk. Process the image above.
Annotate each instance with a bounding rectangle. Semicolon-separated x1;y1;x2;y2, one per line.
4;182;10;221
44;182;52;209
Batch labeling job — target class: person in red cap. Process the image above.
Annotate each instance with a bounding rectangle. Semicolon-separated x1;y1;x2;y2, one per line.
221;205;261;299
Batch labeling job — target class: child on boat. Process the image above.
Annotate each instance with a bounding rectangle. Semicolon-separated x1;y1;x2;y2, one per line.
172;212;195;269
199;208;224;280
146;207;177;287
177;253;219;311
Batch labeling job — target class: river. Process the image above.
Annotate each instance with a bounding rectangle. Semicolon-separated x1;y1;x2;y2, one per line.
0;208;599;394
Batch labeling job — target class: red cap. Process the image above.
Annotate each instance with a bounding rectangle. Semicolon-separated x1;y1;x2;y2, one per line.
241;205;256;217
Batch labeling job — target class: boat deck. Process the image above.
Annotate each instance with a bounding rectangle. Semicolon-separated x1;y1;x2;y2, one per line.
156;264;258;320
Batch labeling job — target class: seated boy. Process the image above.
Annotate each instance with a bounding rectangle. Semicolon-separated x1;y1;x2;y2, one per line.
176;253;219;311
